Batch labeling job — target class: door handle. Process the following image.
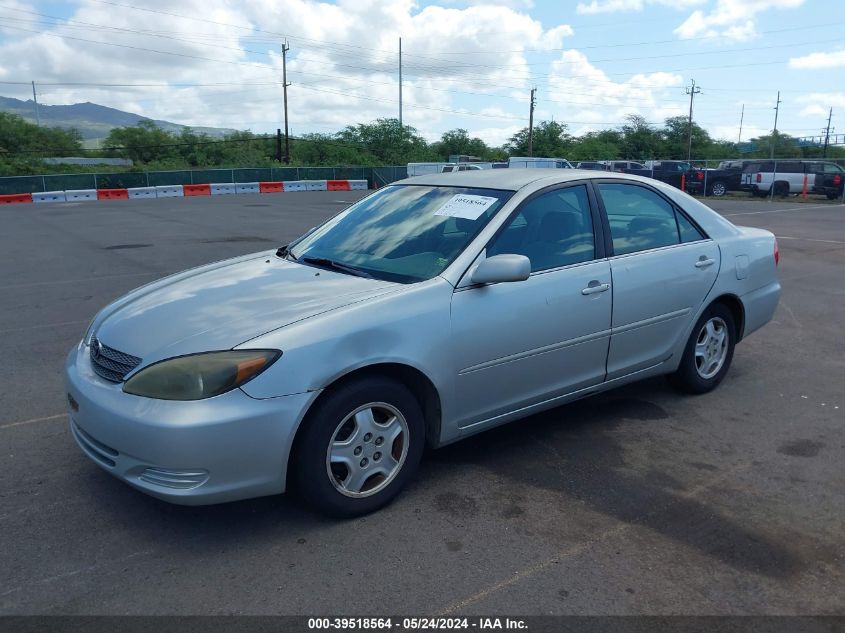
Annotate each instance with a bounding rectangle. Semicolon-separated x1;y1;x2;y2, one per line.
695;258;716;268
581;281;610;295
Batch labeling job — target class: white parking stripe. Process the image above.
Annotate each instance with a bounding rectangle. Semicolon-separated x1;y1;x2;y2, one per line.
776;235;845;245
723;203;842;217
0;320;88;335
0;413;65;430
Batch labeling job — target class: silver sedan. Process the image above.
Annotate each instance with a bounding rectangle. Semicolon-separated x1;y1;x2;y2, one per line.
65;170;781;516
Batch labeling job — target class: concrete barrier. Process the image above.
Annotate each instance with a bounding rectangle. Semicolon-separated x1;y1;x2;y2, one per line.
65;189;98;201
283;181;307;192
259;181;284;193
155;185;184;198
33;191;67;203
0;193;33;204
304;180;328;191
210;183;236;195
349;180;369;191
235;182;260;194
97;188;129;200
128;187;157;199
183;184;211;196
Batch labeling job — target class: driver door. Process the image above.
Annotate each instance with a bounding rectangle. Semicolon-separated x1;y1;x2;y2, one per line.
449;184;612;430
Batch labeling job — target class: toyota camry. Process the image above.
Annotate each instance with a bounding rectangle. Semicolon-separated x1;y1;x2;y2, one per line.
65;169;780;516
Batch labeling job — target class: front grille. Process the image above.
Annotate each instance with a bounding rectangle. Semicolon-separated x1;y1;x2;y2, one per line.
90;336;141;382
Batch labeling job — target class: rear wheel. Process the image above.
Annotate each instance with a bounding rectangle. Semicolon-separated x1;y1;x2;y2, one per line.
773;181;789;197
709;180;727;197
668;303;736;394
827;192;838;200
293;377;424;517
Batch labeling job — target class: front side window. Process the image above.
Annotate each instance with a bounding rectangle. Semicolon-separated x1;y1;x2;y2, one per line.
487;185;596;272
599;183;702;255
290;185;512;283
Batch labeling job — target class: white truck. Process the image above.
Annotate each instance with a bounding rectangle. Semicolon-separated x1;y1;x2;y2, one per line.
508;157;573;169
406;162;487;177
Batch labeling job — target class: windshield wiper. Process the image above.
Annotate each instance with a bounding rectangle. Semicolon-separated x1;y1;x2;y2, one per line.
300;256;373;279
276;245;299;261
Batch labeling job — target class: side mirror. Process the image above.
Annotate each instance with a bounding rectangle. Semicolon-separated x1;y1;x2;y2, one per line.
471;254;531;285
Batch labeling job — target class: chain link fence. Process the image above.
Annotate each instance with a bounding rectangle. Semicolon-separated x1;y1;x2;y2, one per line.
2;160;843;201
0;166;390;195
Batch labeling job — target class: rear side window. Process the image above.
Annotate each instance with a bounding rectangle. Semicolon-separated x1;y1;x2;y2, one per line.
597;183;704;255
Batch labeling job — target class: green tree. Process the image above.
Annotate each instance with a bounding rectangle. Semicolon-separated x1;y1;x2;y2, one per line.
431;128;492;161
336;118;436;164
103;119;179;164
662;115;714;160
619;114;663;160
505;120;573;157
568;129;623;161
0;112;83;157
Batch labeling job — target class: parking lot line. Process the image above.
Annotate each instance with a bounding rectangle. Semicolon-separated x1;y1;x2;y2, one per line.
723;203;842;217
0;270;166;291
776;235;845;245
438;460;751;614
0;413;65;430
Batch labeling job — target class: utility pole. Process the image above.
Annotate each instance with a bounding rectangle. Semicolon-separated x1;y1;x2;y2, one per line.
737;103;744;145
685;79;701;161
398;37;403;128
281;41;291;164
823;107;833;158
527;87;536;157
31;81;40;126
771;90;781;160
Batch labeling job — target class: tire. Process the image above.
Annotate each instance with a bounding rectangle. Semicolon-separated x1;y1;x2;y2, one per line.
773;181;789;197
292;376;425;517
827;193;837;200
668;303;736;395
709;180;727;197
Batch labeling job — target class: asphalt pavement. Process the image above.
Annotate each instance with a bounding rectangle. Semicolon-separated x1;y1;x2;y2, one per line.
1;191;843;615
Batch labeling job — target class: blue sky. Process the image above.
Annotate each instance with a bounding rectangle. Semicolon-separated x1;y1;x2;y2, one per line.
0;0;843;148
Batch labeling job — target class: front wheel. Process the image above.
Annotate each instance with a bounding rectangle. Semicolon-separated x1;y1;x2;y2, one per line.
668;304;736;394
292;377;425;517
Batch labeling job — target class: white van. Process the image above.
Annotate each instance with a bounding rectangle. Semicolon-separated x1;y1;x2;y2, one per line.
508;157;573;169
407;163;450;177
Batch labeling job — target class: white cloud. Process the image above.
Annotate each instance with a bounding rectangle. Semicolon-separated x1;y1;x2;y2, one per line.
788;50;845;70
794;92;845;118
546;49;684;134
674;0;805;41
576;0;703;15
0;0;576;143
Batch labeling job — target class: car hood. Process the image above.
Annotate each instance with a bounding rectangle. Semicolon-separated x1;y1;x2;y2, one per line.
91;251;398;361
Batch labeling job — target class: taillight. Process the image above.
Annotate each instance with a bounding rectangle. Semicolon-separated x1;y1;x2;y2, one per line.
696;171;704;181
756;173;762;183
774;238;779;266
834;174;842;186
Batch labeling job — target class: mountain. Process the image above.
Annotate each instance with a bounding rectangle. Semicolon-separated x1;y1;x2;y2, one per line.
0;96;236;145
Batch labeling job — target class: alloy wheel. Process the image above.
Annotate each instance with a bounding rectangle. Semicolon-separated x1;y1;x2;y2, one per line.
694;317;729;379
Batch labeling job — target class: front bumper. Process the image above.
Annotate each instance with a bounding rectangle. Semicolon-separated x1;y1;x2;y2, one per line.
64;342;318;505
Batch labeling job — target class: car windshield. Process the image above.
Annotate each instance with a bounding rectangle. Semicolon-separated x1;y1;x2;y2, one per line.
288;185;513;283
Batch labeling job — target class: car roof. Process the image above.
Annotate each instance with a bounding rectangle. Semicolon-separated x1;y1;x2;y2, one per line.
394;168;592;191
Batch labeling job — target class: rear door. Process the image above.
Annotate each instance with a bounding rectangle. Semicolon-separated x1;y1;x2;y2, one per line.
594;181;720;379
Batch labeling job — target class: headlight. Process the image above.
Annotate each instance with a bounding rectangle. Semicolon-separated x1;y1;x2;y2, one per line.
123;350;280;401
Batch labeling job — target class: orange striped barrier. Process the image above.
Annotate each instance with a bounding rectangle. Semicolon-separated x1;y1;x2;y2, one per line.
0;193;33;204
259;181;284;193
327;179;351;191
97;188;129;200
183;184;211;196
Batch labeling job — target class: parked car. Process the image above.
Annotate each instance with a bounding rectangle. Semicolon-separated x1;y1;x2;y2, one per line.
609;161;646;172
811;162;844;200
622;160;705;194
576;161;610;171
66;170;780;517
741;160;840;197
440;163;485;172
509;156;573;169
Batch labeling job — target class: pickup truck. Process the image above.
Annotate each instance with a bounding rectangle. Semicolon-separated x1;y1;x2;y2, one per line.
812;163;844;200
696;160;751;197
621;160;704;194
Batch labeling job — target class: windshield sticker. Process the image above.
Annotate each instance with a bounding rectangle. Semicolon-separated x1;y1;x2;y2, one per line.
434;194;499;220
